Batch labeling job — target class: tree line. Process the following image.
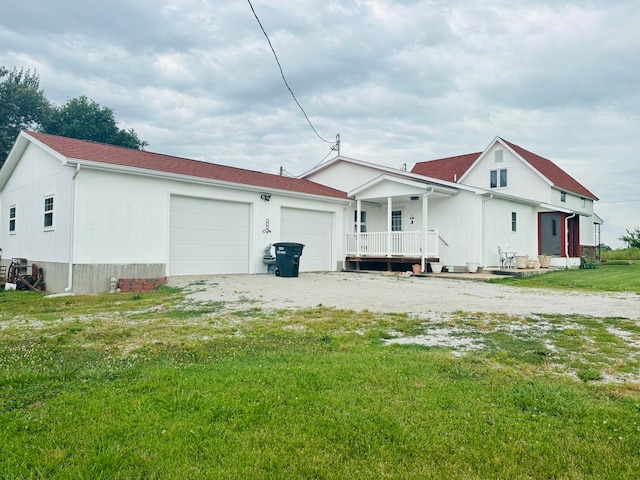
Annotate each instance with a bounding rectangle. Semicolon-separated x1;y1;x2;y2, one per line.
0;66;146;168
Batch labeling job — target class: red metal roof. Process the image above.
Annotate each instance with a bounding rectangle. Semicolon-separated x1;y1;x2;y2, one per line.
411;152;480;182
27;131;348;199
412;139;598;200
501;139;598;200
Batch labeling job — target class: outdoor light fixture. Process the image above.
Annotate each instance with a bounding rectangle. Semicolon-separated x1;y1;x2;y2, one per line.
260;194;271;202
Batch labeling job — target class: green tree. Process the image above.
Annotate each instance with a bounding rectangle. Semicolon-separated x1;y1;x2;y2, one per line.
42;96;147;150
619;227;640;249
0;66;50;165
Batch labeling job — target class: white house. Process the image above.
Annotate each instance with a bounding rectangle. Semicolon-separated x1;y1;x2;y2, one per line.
0;131;350;293
0;132;600;293
301;136;600;272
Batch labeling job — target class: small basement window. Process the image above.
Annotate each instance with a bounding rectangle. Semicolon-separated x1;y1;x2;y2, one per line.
9;205;16;233
44;196;54;229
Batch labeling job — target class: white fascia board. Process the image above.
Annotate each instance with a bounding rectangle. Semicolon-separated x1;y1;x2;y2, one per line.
302;154;483;195
459;137;553;187
66;159;351;204
592;212;604;224
1;132;71;190
348;174;459;197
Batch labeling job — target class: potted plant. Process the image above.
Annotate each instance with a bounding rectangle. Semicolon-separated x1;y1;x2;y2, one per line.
429;262;443;273
537;254;551;268
515;255;528;269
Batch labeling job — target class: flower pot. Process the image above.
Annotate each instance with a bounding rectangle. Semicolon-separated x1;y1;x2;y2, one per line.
466;262;479;273
537;255;551;268
515;255;528;269
429;262;443;273
412;264;422;274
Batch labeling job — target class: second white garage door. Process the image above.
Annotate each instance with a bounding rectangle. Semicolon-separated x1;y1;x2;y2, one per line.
170;195;250;275
280;207;333;272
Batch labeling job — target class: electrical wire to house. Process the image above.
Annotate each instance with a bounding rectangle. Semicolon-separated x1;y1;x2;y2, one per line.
246;0;340;162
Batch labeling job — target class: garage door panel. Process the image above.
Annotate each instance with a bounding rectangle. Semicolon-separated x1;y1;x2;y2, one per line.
170;196;250;275
281;208;333;272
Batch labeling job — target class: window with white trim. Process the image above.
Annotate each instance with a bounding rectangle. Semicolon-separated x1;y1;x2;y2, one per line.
560;191;566;203
580;197;586;208
490;168;507;188
9;205;16;233
354;210;367;232
511;212;517;232
44;196;54;229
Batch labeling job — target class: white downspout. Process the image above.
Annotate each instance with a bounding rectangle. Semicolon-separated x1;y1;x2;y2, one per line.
421;187;435;272
481;194;494;268
64;164;80;292
565;212;576;269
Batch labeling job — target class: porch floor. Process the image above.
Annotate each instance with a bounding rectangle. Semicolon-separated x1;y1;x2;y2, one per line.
344;256;440;273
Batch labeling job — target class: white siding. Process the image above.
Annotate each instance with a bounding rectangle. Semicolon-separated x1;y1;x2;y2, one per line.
0;143;73;263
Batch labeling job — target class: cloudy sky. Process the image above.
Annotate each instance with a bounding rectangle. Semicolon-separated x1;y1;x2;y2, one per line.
1;0;639;247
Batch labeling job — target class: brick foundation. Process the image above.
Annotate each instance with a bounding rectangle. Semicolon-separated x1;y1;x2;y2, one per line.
117;277;167;293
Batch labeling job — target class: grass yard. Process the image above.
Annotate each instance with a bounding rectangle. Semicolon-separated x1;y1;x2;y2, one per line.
490;264;640;294
1;283;640;479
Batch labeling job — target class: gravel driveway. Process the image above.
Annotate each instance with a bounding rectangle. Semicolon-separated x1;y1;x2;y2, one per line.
169;272;640;320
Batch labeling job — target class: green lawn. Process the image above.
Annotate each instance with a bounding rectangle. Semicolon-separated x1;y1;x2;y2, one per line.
1;286;640;479
489;264;640;294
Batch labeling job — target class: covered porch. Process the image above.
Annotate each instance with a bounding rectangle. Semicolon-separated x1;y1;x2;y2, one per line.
343;175;458;272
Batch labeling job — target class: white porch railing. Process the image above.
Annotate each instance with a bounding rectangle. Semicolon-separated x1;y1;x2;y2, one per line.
345;230;439;258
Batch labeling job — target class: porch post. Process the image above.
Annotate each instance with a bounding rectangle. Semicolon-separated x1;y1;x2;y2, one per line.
356;199;362;256
386;197;393;257
421;193;429;271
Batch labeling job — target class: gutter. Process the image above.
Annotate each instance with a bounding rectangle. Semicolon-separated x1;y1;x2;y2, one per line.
64;164;80;293
481;194;494;267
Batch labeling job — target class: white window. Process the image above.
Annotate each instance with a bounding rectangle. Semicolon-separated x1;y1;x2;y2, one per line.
490;169;507;188
9;205;16;233
44;196;54;229
580;197;586;208
511;212;517;232
391;210;402;231
354;210;367;232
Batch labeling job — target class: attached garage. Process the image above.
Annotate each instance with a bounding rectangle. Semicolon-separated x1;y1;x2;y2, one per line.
170;195;250;275
280;207;333;271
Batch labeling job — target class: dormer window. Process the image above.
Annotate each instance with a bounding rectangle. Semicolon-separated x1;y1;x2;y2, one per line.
490;168;507;188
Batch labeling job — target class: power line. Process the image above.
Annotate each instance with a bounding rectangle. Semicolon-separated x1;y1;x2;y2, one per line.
246;0;339;151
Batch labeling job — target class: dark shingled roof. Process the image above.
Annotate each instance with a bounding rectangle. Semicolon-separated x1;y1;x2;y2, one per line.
412;138;598;200
27;131;348;199
411;152;480;183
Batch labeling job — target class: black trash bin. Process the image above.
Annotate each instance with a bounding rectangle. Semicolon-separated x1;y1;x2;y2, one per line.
273;242;305;277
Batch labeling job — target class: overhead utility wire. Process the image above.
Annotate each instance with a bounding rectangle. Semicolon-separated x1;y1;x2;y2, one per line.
246;0;339;154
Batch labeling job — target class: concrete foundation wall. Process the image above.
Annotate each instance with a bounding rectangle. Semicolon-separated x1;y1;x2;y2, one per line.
72;264;166;294
12;262;166;294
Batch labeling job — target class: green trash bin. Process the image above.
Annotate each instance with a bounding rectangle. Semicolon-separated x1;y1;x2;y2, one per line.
273;242;305;277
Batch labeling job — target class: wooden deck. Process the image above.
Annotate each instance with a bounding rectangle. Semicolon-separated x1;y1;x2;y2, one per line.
344;256;440;273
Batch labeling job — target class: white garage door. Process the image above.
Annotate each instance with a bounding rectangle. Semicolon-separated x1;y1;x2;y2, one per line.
280;208;333;272
170;196;250;275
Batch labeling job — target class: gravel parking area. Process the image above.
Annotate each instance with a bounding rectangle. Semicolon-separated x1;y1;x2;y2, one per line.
169;271;640;320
